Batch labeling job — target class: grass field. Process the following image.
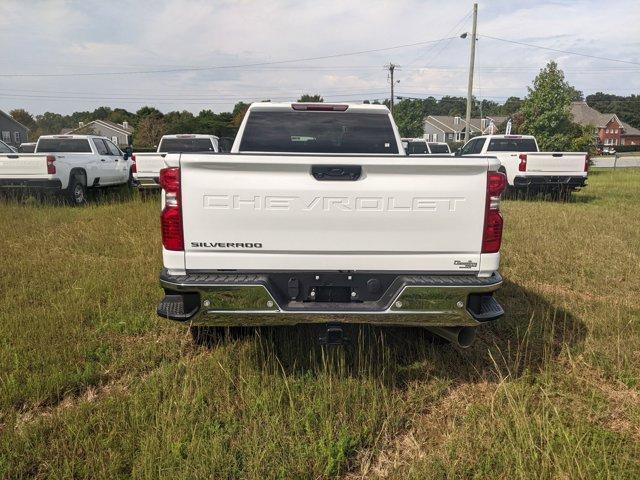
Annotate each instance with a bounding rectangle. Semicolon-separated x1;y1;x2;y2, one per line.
0;169;639;479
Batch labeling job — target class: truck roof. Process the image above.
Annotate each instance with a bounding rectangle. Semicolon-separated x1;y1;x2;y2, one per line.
247;102;391;114
473;134;536;140
161;134;219;140
38;134;110;140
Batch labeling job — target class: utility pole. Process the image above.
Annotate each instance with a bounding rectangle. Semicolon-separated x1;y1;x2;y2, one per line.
464;3;478;143
385;63;399;116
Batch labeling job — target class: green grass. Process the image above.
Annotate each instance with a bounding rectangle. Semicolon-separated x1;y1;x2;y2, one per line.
1;170;639;479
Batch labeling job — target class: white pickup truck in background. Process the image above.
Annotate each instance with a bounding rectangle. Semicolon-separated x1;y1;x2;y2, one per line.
156;102;507;348
0;135;133;204
402;137;451;155
134;134;219;189
457;134;588;194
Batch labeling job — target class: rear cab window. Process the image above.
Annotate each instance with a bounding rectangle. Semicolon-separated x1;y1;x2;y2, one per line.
239;111;399;154
487;137;538;152
427;143;450;154
159;138;216;152
36;138;92;153
406;141;428;154
0;142;12;153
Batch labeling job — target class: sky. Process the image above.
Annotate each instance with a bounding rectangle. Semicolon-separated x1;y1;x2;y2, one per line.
1;0;639;115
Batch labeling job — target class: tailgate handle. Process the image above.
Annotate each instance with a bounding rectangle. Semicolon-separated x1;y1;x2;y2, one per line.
552;153;563;157
311;165;361;181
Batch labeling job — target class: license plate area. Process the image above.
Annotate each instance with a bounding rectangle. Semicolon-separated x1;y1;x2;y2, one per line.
311;285;353;303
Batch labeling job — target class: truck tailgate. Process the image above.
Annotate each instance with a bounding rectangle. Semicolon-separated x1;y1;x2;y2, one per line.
135;153;167;175
179;155;494;272
524;152;586;173
0;155;48;176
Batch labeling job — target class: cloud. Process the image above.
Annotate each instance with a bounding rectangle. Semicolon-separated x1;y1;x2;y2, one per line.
0;0;638;114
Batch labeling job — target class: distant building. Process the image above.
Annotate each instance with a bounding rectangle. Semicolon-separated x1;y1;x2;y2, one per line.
570;101;640;146
423;115;508;143
0;109;29;147
65;119;134;147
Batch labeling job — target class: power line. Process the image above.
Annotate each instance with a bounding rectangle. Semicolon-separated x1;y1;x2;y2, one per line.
404;10;472;68
0;36;459;78
480;34;640;66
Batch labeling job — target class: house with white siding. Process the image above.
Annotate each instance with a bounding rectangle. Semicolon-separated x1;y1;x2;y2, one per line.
423;115;508;143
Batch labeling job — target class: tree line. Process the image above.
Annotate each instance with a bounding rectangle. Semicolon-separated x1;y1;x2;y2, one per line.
9;104;250;148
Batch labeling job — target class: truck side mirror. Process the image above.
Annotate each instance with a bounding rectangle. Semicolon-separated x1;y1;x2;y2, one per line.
455;148;462;156
123;146;133;160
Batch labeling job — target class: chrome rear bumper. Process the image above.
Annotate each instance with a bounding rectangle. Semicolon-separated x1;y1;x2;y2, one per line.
158;269;504;328
134;175;160;188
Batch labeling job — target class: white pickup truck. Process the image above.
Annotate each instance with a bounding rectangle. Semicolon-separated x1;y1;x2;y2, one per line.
457;134;588;193
155;102;507;348
402;137;451;155
134;134;219;189
0;135;133;204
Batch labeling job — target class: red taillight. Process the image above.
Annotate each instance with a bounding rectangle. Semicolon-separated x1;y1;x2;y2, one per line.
160;167;180;192
487;171;507;197
130;154;136;174
46;155;56;174
161;207;183;251
584;154;590;172
160;167;183;251
482;210;504;253
518;153;527;172
482;171;506;254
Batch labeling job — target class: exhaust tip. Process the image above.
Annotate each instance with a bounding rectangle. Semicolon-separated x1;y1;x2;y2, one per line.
426;326;477;349
456;327;476;349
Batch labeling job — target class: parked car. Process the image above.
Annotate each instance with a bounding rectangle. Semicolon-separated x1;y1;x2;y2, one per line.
0;139;17;153
18;142;36;153
603;146;616;155
457;134;588;194
0;135;134;205
156;102;506;348
134;134;219;189
401;138;451;155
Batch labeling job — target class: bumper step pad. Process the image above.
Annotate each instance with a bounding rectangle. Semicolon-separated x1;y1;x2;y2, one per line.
157;294;199;321
473;295;504;321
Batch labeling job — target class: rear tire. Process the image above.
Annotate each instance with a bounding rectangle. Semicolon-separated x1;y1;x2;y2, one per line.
66;175;87;206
